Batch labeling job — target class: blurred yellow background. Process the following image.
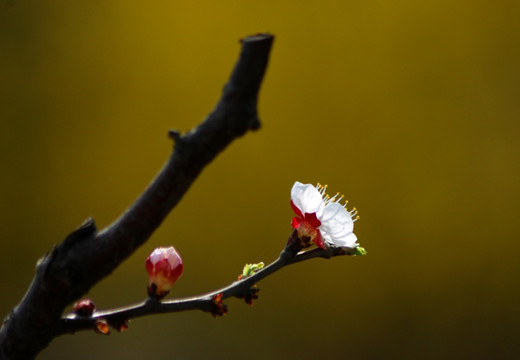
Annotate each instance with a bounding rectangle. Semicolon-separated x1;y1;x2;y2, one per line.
1;1;519;359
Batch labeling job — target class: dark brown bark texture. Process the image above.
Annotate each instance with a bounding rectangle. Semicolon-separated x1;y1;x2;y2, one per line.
0;34;274;360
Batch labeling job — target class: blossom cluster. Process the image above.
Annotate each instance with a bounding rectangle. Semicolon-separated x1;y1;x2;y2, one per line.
144;181;362;301
290;181;359;249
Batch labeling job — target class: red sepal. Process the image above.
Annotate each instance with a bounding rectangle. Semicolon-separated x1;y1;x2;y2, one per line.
304;212;321;228
291;216;304;229
313;232;327;249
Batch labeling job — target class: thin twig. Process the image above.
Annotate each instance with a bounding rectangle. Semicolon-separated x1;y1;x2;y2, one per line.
56;243;354;335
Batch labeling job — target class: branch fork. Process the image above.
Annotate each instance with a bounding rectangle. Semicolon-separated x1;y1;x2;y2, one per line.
0;33;274;360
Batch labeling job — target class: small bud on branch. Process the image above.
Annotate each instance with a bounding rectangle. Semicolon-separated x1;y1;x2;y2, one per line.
145;247;183;300
73;299;96;317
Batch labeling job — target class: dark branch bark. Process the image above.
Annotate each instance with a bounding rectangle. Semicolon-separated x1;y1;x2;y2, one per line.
0;33;274;360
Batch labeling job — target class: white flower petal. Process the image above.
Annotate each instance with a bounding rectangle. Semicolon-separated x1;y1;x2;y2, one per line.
320;202;354;232
321;231;333;245
149;246;182;267
149;248;165;265
291;181;324;215
319;202;356;247
330;232;358;248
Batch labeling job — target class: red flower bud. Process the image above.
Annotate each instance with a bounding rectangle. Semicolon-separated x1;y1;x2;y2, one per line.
145;246;183;300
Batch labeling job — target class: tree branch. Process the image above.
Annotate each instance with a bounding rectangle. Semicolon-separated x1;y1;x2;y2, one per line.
0;33;274;360
56;237;355;335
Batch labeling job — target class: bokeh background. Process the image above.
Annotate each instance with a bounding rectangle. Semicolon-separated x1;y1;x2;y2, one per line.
1;1;519;359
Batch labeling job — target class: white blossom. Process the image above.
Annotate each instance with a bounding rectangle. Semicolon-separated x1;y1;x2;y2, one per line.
290;181;358;249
